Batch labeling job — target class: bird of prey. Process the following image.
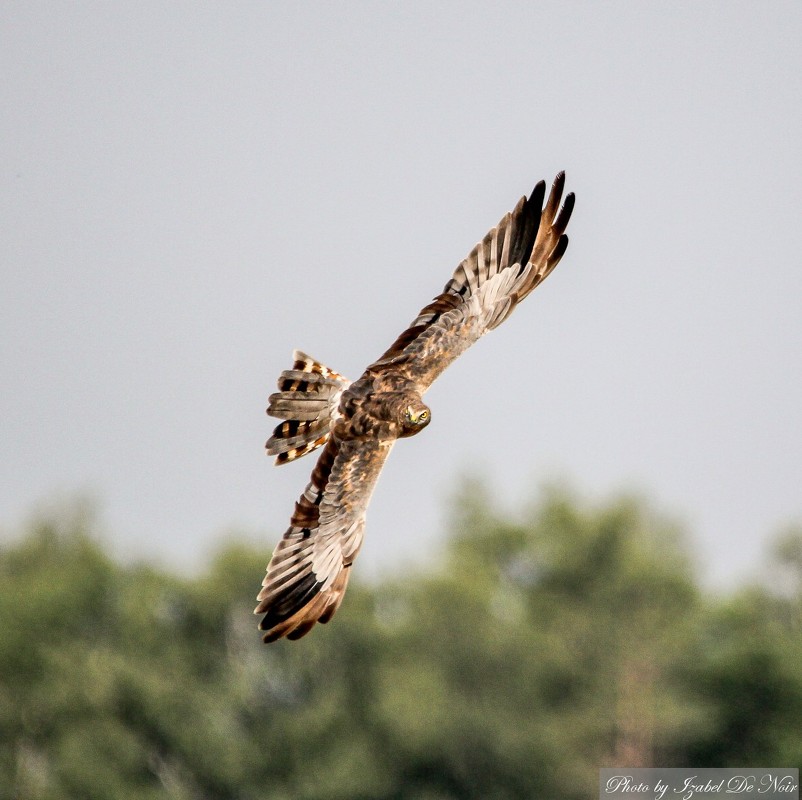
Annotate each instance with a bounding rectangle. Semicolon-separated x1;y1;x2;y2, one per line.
256;173;575;642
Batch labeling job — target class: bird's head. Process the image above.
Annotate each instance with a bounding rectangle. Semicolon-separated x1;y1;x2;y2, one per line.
400;401;431;437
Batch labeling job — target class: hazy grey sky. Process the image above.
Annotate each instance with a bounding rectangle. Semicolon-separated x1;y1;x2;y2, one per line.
2;2;801;587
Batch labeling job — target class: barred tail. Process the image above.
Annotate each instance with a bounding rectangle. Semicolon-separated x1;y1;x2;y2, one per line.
265;350;350;465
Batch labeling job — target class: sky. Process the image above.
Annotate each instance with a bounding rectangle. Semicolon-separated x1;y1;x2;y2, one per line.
2;2;801;588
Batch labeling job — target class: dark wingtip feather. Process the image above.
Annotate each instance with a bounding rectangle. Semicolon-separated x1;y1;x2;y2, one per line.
257;571;321;635
548;233;570;267
544;172;565;221
554;192;575;234
528;179;547;209
286;619;317;640
509;183;543;268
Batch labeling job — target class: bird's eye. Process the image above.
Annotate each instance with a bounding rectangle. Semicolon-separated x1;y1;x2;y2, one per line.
405;407;429;425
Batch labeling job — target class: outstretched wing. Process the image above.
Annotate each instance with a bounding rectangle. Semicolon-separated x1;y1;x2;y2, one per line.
369;172;574;391
255;436;392;642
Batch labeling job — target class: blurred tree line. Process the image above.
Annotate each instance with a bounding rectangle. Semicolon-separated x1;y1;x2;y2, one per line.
1;483;801;799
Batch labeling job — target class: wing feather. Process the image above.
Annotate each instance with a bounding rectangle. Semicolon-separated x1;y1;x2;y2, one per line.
369;172;574;390
255;437;393;642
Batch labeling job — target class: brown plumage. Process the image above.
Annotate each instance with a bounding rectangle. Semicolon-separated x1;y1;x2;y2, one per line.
256;173;575;642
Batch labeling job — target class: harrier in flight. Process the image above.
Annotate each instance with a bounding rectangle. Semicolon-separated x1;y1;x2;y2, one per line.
256;173;575;642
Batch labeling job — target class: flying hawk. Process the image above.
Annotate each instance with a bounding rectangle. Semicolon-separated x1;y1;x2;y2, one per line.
256;173;575;642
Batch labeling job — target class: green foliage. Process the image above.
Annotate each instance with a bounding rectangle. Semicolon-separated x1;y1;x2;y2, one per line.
680;529;802;768
1;486;800;799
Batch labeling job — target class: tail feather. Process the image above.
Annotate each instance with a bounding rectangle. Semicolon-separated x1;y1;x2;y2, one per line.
265;351;350;465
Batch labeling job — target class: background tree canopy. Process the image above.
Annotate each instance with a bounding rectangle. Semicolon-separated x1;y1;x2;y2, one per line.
2;483;801;799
